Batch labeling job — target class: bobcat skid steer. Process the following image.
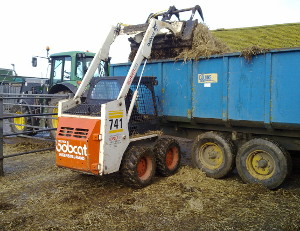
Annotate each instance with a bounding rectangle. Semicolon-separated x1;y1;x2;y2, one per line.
54;15;199;188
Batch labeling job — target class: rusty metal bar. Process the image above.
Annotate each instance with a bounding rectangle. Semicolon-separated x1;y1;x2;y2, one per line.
6;122;46;130
1;147;55;159
1;112;57;120
0;93;68;99
18;134;55;142
4;128;56;137
3;103;57;108
0;97;3;176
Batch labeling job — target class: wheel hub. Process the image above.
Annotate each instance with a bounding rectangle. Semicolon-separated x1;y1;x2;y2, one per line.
208;151;217;159
246;150;275;180
257;159;268;168
14;111;26;131
166;146;179;170
198;142;223;170
137;157;147;177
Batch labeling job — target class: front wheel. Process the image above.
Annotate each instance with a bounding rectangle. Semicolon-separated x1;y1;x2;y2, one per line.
192;132;235;178
121;146;156;188
236;138;292;189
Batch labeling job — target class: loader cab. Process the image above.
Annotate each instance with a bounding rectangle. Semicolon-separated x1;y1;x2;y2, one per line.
49;51;109;87
63;76;159;135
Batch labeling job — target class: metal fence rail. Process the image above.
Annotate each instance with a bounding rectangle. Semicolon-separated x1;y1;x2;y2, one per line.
0;93;68;176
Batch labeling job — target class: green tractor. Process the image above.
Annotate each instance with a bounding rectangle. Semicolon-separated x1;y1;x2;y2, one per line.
41;51;108;137
8;50;108;137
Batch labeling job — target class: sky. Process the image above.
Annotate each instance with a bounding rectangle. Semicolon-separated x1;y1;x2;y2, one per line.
0;0;299;77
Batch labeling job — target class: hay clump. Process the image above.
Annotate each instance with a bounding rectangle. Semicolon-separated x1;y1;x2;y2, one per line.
128;23;230;61
176;23;231;61
129;130;163;139
240;46;269;61
128;43;184;61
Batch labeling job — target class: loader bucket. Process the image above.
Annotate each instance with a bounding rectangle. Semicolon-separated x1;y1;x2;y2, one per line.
123;5;204;60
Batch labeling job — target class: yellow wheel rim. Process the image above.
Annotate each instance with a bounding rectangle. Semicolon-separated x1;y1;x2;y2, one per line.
246;150;275;180
13;111;26;131
51;107;58;128
198;142;223;170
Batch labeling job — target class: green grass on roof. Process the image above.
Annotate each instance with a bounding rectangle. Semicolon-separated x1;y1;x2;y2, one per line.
211;23;300;52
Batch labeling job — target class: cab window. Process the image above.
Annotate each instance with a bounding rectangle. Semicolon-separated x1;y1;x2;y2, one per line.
76;57;107;79
90;80;120;100
51;56;72;83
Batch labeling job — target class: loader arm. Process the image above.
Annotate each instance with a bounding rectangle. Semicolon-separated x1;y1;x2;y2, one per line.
73;25;120;100
117;18;179;103
58;19;182;117
74;19;179;102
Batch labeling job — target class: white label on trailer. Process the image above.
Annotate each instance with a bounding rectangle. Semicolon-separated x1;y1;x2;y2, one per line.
198;73;218;84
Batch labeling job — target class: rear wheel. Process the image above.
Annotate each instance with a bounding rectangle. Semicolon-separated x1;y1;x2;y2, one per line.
236;138;292;189
121;146;156;188
153;138;181;176
192;132;235;178
9;105;34;135
47;91;69;138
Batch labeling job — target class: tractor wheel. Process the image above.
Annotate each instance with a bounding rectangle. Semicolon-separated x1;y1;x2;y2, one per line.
121;146;156;188
153;138;181;176
236;138;292;189
9;105;35;135
47;91;69;139
192;132;235;178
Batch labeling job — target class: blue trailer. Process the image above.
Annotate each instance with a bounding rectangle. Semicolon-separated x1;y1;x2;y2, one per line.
110;47;300;189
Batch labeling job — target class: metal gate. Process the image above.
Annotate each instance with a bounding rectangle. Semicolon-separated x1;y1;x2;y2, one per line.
0;92;68;176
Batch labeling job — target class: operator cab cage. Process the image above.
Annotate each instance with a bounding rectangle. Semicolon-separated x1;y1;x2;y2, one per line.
63;76;159;135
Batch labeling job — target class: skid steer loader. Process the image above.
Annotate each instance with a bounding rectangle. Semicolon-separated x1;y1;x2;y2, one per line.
55;6;203;188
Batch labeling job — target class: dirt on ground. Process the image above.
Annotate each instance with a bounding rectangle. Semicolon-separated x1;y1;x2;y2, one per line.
1;137;300;231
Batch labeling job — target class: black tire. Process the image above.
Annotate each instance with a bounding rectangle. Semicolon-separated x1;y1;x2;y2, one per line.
9;105;35;135
153;138;181;176
121;146;156;188
47;91;69;139
192;132;235;178
236;138;292;189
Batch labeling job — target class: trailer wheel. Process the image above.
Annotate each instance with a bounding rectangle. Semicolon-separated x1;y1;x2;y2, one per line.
121;146;156;188
236;138;292;189
153;138;181;176
9;105;35;135
192;132;235;178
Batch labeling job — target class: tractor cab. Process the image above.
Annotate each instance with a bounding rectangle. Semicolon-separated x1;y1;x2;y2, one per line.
49;51;109;87
32;50;109;92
